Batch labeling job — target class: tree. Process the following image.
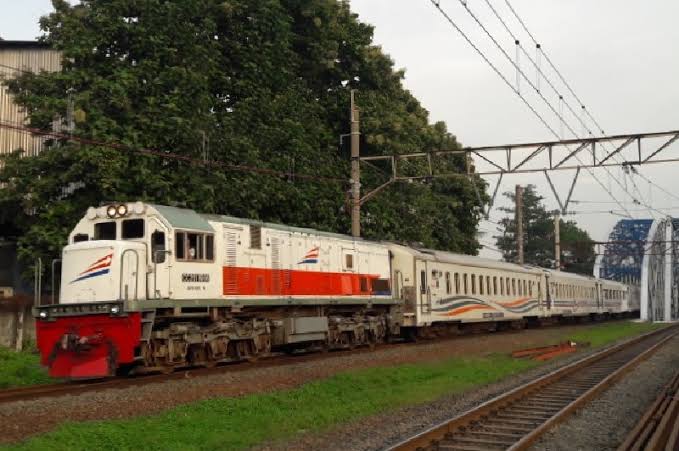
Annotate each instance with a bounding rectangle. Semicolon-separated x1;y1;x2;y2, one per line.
495;185;595;275
0;0;487;280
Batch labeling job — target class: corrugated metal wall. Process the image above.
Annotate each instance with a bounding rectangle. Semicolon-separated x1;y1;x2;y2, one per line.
0;46;62;158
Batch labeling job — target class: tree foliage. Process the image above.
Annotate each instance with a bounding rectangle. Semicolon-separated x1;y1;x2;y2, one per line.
0;0;488;275
495;185;595;275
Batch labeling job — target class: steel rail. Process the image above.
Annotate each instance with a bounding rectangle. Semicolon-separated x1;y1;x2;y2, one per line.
388;325;678;451
0;318;642;405
618;370;679;451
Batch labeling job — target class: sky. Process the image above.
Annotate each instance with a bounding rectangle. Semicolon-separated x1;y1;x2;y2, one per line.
2;0;679;260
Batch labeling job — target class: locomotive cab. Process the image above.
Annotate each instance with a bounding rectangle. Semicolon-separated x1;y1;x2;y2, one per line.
34;203;154;378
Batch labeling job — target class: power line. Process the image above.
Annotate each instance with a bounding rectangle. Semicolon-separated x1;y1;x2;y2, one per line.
0;62;34;75
427;1;632;217
0;121;347;184
447;0;662;219
501;0;679;216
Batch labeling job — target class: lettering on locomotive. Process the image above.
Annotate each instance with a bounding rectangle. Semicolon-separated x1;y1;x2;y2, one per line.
181;273;210;283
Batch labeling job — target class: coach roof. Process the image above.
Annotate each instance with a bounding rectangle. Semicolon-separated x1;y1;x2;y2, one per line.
389;243;544;275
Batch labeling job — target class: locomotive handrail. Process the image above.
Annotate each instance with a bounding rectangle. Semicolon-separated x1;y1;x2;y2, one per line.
51;259;61;304
119;249;140;301
34;257;42;307
153;249;171;299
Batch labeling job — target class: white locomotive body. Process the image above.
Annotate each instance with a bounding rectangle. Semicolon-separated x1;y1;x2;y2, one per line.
35;202;637;378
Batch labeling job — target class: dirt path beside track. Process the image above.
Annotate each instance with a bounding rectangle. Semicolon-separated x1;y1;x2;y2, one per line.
0;322;647;445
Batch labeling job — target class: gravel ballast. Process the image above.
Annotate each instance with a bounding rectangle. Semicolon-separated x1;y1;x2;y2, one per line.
530;333;679;451
0;322;663;446
258;326;675;451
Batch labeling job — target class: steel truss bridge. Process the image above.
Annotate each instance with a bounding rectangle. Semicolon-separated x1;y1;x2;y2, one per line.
594;218;679;322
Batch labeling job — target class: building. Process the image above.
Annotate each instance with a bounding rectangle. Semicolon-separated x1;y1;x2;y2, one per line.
0;40;61;157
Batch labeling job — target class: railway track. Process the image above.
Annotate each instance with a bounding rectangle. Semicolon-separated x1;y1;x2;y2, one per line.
0;319;656;406
388;325;678;451
618;369;679;451
0;340;402;405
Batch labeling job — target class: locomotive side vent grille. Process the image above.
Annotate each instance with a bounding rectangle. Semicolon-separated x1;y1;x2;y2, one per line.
224;230;238;294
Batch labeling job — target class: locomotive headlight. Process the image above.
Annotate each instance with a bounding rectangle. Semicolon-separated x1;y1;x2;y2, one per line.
110;305;120;314
39;311;48;319
116;204;128;217
106;205;117;218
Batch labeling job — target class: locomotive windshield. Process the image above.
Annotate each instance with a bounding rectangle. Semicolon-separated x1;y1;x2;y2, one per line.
94;222;116;240
122;219;144;239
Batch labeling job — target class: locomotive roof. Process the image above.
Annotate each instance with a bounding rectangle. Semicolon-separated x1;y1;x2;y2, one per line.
202;213;354;240
151;204;215;233
150;204;361;241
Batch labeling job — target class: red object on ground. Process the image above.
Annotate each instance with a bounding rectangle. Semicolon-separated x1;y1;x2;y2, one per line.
512;341;586;361
35;313;141;379
532;345;578;361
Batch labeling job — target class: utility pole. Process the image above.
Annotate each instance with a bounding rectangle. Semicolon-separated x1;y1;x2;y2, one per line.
515;185;524;265
554;213;561;271
350;90;361;238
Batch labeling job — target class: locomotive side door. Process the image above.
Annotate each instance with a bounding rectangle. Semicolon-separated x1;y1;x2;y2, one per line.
148;218;171;299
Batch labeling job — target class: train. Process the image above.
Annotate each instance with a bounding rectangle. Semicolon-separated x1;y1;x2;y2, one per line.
33;202;639;378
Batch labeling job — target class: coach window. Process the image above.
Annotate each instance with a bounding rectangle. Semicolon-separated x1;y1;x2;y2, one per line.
523;281;527;296
471;274;476;295
420;270;427;294
500;277;505;296
345;254;354;270
445;272;451;295
493;277;498;295
151;231;166;263
94;222;116;240
479;275;484;295
486;276;491;296
529;282;533;296
454;273;460;294
506;278;510;295
511;279;516;296
463;274;468;294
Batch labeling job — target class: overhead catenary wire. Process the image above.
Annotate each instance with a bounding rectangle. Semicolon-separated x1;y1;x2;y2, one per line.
427;0;634;218
500;0;679;217
443;0;667;219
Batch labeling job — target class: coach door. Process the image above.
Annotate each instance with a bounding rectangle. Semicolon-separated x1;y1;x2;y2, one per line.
148;218;170;299
544;274;552;310
416;259;431;314
596;282;603;311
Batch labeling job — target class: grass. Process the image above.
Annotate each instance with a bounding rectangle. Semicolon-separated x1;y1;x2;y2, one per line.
2;320;665;451
0;346;51;389
567;320;664;348
5;355;538;451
